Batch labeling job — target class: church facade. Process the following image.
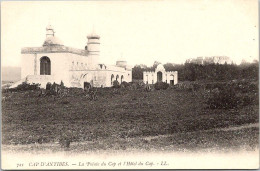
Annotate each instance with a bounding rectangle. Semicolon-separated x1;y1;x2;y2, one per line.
17;25;132;88
143;64;178;85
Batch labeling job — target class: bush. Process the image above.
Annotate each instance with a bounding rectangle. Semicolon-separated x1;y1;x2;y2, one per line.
154;82;169;90
67;87;84;95
206;85;250;109
112;80;120;88
10;82;41;92
121;81;129;88
60;80;65;88
46;82;52;90
230;80;258;93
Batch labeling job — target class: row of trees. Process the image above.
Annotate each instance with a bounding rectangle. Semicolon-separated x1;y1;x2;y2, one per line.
132;61;259;81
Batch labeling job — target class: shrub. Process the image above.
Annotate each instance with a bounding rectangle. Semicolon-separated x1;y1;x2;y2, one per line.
67;87;84;95
10;82;40;92
112;80;120;88
207;85;241;109
154;82;169;90
230;80;258;93
60;80;65;88
121;81;129;88
192;83;202;91
46;82;52;90
145;84;152;92
127;81;145;90
84;82;92;90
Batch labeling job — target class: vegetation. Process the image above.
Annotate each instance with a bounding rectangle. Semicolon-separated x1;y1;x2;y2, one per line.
121;81;130;88
112;80;120;88
8;82;41;92
154;82;169;90
206;81;258;109
2;80;258;151
132;61;259;81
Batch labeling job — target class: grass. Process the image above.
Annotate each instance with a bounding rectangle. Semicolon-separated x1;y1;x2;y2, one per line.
2;82;259;151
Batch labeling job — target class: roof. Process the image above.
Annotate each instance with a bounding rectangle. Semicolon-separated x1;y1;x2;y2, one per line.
87;30;100;39
43;36;64;46
156;64;165;71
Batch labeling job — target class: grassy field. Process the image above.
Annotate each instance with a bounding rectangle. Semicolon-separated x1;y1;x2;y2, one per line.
2;81;259;152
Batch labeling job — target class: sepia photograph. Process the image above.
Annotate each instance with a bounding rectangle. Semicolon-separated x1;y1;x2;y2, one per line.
1;0;259;169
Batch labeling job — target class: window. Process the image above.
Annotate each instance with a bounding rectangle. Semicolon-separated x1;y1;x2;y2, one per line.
40;56;51;75
72;61;74;70
111;74;114;85
121;75;124;83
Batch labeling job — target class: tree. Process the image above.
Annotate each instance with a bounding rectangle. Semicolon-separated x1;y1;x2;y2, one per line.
132;65;145;80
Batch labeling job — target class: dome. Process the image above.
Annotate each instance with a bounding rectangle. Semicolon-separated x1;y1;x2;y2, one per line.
43;36;64;46
46;24;54;30
116;60;127;68
87;30;100;39
87;33;100;39
156;64;165;71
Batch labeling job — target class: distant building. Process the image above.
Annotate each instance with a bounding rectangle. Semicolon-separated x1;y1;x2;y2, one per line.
186;56;232;65
143;64;178;85
11;25;132;88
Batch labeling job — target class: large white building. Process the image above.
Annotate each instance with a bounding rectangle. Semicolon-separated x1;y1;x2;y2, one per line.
14;25;132;88
143;64;178;85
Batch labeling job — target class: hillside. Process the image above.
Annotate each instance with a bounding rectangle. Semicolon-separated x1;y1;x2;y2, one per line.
2;81;258;152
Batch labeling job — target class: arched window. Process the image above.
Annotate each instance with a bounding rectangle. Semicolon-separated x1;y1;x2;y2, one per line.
40;56;51;75
111;74;114;85
157;71;162;82
121;75;124;83
116;75;119;81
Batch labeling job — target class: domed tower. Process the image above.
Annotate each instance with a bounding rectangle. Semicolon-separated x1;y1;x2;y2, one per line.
87;31;100;69
46;24;54;37
43;24;63;46
116;60;127;69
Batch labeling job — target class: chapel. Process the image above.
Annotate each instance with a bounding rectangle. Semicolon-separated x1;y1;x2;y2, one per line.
143;64;178;85
13;25;132;88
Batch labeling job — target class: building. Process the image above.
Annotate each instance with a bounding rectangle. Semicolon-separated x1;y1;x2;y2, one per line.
12;25;132;88
143;64;178;85
186;56;232;65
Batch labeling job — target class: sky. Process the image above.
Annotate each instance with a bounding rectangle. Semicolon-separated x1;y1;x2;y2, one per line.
1;0;258;67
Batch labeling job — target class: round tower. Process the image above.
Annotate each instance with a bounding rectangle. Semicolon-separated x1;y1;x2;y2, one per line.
87;32;100;68
116;60;127;68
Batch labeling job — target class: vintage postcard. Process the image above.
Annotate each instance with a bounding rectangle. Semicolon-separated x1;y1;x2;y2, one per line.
1;0;259;170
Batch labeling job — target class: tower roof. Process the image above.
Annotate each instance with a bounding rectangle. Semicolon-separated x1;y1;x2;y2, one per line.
87;28;100;39
87;33;100;39
43;24;64;46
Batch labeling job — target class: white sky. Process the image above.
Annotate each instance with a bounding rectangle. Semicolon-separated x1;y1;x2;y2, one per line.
1;0;258;67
